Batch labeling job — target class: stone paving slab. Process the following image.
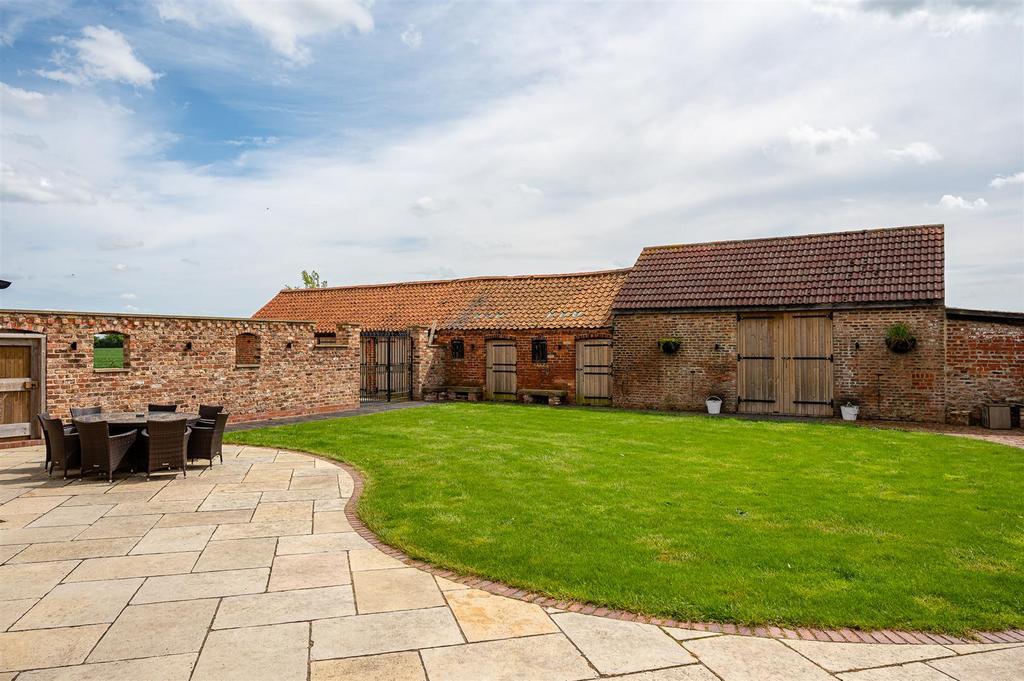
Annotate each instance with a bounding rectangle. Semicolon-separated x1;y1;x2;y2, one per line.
0;444;1017;681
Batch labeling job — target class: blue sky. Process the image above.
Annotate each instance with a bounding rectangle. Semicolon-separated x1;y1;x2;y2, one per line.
1;0;1022;315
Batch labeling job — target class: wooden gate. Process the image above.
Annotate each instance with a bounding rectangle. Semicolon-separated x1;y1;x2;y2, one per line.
737;313;833;416
485;340;517;400
575;339;612;405
1;334;44;440
360;332;412;402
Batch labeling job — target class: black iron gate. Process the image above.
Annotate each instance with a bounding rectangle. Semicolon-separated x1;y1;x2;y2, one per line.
360;331;413;402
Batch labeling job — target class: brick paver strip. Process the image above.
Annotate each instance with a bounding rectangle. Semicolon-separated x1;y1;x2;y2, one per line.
309;449;1020;647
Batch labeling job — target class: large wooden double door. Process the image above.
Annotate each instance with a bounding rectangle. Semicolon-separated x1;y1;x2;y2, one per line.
736;313;834;417
1;334;44;440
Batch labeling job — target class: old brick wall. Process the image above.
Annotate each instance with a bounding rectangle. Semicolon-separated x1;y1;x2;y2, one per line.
409;327;446;400
944;316;1024;425
435;329;610;403
832;307;946;422
0;311;360;424
612;312;737;411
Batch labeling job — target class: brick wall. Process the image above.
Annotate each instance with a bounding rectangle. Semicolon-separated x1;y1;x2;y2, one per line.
0;310;360;426
831;307;947;422
409;327;446;400
612;312;737;411
945;316;1024;425
612;306;949;422
434;329;610;402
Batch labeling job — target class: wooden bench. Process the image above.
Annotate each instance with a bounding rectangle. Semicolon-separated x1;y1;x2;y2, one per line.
518;388;568;405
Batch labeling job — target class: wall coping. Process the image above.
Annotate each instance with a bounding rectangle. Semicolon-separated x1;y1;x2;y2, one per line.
946;307;1024;325
0;308;315;325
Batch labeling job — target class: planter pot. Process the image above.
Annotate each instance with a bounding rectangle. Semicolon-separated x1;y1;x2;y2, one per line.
706;397;722;415
841;404;859;421
885;337;917;354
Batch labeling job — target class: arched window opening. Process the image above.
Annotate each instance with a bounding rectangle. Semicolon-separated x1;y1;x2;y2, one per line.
235;333;261;367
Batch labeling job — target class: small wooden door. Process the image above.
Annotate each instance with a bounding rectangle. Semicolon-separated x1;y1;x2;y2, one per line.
575;339;612;405
485;340;517;400
737;313;833;416
1;345;35;438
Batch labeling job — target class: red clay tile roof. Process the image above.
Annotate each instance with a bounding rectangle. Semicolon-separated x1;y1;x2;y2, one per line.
253;269;630;332
615;225;944;310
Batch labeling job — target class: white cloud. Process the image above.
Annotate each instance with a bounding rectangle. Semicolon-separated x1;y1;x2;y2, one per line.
0;82;49;117
990;172;1024;189
884;142;942;164
158;0;373;66
817;1;1021;36
37;25;160;88
225;136;279;147
787;124;878;153
0;163;95;204
119;292;138;300
122;304;140;312
938;194;988;210
517;183;544;198
401;24;423;49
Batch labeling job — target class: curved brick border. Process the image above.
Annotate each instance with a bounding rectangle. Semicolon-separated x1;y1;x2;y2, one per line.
299;449;1024;646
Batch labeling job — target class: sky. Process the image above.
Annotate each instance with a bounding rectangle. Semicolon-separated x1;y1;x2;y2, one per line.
0;0;1022;316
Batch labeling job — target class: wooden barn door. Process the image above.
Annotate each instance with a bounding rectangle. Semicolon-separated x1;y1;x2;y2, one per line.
736;316;777;414
737;313;833;416
485;340;517;400
575;339;612;405
1;338;43;439
780;313;833;417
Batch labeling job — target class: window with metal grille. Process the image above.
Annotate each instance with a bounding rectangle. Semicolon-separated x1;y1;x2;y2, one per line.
531;338;547;363
450;338;465;360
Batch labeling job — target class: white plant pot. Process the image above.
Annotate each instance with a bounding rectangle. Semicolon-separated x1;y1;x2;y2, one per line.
841;404;859;421
706;397;722;415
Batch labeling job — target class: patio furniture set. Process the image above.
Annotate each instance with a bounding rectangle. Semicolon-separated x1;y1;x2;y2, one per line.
36;404;229;482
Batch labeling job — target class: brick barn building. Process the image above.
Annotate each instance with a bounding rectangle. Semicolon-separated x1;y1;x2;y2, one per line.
611;224;1023;424
254;270;629;405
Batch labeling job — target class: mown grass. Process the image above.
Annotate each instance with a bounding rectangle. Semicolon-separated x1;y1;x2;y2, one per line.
225;403;1024;634
93;347;124;369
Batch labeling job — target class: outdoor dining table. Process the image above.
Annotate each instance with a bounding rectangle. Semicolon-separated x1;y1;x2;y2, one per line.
72;411;200;427
72;411;199;472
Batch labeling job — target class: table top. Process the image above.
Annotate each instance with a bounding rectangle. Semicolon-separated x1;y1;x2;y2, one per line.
72;411;199;426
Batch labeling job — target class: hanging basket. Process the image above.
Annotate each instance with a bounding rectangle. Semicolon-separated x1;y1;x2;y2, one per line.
658;338;681;354
885;336;917;354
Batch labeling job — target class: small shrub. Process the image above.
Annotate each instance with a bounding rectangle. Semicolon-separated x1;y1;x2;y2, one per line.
658;338;681;354
884;323;917;354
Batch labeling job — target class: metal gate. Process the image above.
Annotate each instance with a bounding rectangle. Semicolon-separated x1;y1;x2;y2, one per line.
360;332;413;402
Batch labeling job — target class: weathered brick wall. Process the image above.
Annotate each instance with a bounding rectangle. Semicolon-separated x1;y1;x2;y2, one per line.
612;312;737;411
832;307;946;422
409;327;446;400
435;329;610;402
0;310;360;424
945;317;1024;425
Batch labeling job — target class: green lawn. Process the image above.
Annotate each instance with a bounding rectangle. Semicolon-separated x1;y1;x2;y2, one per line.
93;347;124;369
225;403;1024;634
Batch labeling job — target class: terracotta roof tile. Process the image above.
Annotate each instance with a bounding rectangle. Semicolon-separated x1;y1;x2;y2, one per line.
253;270;630;332
614;225;944;310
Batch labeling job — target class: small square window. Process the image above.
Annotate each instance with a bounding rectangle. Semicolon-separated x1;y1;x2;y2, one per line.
531;338;547;363
450;339;465;360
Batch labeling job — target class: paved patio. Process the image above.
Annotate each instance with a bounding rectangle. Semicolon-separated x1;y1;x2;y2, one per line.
0;444;1020;681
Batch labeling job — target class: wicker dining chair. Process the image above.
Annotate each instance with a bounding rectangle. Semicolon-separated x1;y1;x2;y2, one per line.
141;419;190;479
38;414;80;478
196;404;223;427
148;403;178;412
188;412;228;468
70;406;101;419
73;419;135;483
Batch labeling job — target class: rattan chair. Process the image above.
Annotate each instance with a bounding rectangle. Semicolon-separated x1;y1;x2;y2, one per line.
196;404;223;427
141;419;190;479
38;414;80;478
73;419;135;483
148;403;178;412
188;412;228;468
70;406;101;419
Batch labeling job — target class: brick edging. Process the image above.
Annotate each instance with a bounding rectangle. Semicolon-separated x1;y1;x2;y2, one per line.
303;450;1023;646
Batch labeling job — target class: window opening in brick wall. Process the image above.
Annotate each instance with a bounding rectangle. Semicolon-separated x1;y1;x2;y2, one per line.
94;332;128;369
